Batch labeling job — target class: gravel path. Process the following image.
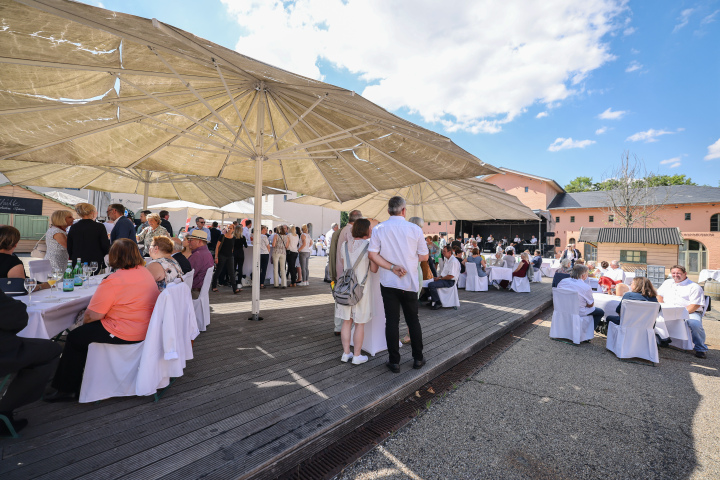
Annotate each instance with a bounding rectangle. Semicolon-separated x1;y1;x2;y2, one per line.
337;307;720;480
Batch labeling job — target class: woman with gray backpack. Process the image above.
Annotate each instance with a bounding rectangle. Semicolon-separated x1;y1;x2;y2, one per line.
335;218;378;365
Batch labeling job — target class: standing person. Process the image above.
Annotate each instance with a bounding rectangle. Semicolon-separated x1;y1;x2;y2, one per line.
426;245;460;309
324;222;339;283
532;250;543;271
67;203;110;268
233;225;248;285
212;224;240;294
298;225;312;286
243;220;252;245
368;196;429;373
560;243;581;266
159;210;173;237
208;222;221;258
425;236;439;277
286;225;300;287
44;209;74;271
530;235;538;245
107;204;137;244
257;225;270;288
272;225;288;289
187;230;214;299
135;210;151;234
657;265;708;358
188;217;211;238
136;213;169;257
337;218;378;365
331;211;362;333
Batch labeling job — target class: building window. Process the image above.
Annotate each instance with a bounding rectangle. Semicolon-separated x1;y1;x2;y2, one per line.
449;220;453;225
570;216;575;223
589;215;594;223
554;238;561;247
438;222;441;226
711;213;720;231
427;222;431;226
524;186;529;193
609;215;614;222
555;216;560;223
685;213;691;221
620;250;647;264
569;237;576;244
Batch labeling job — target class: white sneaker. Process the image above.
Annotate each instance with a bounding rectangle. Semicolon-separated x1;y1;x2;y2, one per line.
351;355;369;365
341;352;353;362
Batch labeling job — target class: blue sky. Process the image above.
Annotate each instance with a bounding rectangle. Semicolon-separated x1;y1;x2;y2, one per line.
89;0;719;188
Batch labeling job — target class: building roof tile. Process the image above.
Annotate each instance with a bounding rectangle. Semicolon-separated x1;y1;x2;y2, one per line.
547;185;720;210
595;227;683;245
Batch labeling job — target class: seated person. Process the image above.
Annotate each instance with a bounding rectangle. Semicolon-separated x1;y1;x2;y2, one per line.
452;246;465;274
657;265;708;359
597;261;609;276
614;283;630;297
463;248;487;277
146;236;184;292
497;251;530;289
603;260;626;284
488;252;504;266
187;230;214;299
558;258;573;274
606;277;658;326
532;250;543;271
586;261;598;277
502;247;516;270
427;246;460;310
575;258;585;265
0;290;62;434
552;271;571;288
557;264;605;330
44;239;160;402
171;237;193;274
0;226;26;279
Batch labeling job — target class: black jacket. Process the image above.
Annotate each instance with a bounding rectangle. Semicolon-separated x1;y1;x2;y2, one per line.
161;219;174;238
67;219;111;268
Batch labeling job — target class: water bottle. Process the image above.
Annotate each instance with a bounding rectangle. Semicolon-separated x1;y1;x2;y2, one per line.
73;258;83;286
63;260;74;292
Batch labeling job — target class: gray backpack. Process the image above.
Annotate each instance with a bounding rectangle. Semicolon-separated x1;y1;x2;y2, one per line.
333;242;369;306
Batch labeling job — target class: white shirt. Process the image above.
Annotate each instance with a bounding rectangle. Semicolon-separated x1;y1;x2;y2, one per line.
258;234;270;255
530;237;537;244
242;226;251;245
514;237;521;242
440;255;461;281
368;216;429;292
604;267;625;283
503;254;516;270
557;277;596;316
299;233;312;252
487;236;494;242
286;234;299;252
658;278;704;312
104;221;115;235
325;229;336;248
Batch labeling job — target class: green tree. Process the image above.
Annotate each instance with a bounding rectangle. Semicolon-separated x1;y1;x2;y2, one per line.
340;211;349;228
596;178;623;191
643;174;696;187
564;176;596;192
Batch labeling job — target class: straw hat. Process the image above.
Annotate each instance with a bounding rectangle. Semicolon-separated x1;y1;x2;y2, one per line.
187;229;208;241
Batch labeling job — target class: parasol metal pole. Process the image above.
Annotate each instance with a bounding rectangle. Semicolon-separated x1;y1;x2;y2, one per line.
142;181;149;210
250;155;264;321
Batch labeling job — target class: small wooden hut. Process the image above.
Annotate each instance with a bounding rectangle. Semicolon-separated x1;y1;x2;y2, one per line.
578;227;682;272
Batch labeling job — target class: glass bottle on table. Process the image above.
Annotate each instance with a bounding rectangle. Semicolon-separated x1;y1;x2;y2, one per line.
73;258;83;287
63;260;74;292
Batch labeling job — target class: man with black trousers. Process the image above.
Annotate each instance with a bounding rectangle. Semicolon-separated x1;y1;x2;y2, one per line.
368;196;429;373
159;210;173;237
208;222;221;258
0;290;62;435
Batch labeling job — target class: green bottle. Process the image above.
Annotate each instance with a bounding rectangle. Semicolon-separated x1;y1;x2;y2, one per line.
63;260;74;292
73;258;83;286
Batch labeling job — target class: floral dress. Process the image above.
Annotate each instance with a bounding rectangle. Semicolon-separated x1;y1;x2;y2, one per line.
137;225;169;252
44;225;69;271
147;256;184;292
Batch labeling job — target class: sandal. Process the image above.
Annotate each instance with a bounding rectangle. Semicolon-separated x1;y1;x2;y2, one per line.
212;288;219;292
401;336;411;344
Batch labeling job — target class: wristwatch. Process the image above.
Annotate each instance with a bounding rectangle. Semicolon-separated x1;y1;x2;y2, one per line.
390;264;395;271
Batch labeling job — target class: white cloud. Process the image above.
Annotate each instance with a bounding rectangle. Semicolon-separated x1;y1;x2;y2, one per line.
221;0;627;134
626;128;678;143
673;8;694;32
660;156;682;168
625;60;642;72
701;9;719;25
623;26;636;35
630;48;640;54
548;137;596;152
536;111;549;118
595;126;608;135
598;107;626;120
705;138;720;160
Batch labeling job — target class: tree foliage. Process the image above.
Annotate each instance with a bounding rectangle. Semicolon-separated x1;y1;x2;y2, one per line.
564;170;696;192
564;176;595;192
340;211;349;228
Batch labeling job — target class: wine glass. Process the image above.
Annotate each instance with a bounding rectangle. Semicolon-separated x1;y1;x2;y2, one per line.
24;278;37;302
81;265;91;289
89;261;99;284
46;269;59;299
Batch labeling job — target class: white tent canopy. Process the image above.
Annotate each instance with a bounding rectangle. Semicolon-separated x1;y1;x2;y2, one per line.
148;199;282;222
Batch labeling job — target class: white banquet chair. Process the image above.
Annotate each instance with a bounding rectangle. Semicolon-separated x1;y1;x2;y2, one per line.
510;276;531;293
532;269;542;283
464;263;488;292
436;282;460;309
79;282;199;403
457;271;467;289
606;300;660;364
193;266;215;332
182;269;195;288
28;259;51;280
550;289;594;345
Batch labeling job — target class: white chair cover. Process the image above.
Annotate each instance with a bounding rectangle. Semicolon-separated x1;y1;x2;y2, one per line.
457;272;467;289
532;270;542;283
192;266;215;332
588;277;600;291
182;269;194;288
437;282;460;308
606;300;660;363
510;276;531;293
28;259;51;280
79;282;199;402
464;263;488;292
550;289;594;344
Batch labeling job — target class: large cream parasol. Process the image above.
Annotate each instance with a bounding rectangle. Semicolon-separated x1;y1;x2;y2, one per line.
0;0;501;319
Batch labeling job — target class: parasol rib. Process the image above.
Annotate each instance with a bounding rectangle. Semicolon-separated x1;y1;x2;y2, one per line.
261;92;289;192
214;61;256;152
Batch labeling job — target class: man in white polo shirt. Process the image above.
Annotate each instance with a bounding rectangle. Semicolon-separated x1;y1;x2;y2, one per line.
603;260;626;284
368;196;429;373
427;245;460;310
558;264;606;331
657;264;707;358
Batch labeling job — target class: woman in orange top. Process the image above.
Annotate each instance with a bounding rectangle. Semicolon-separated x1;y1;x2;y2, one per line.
44;239;160;402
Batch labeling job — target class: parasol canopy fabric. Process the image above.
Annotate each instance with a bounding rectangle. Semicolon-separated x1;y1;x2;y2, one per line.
148;199;282;222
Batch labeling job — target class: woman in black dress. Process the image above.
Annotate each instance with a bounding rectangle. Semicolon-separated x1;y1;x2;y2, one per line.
232;225;247;285
212;224;240;294
66;203;110;268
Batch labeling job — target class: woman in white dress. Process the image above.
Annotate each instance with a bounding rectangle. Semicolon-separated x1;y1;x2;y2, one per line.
336;218;378;365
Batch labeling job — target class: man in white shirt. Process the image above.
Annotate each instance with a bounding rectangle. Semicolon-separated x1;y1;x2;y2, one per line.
242;220;252;245
558;264;605;331
323;223;338;283
530;235;538;245
368;196;429;373
603;260;625;284
426;246;460;310
657;264;707;358
514;235;522;243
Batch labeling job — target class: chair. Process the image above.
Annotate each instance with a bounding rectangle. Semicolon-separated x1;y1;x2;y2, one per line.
588;277;600;292
532;270;542;283
182;269;195;287
192;266;215;332
457;272;467;289
464;263;488;292
549;289;594;345
606;300;660;364
510;276;531;293
28;259;51;280
436;281;460;309
79;282;199;403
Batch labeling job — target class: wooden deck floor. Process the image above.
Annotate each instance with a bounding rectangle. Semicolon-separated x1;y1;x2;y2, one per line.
1;257;551;480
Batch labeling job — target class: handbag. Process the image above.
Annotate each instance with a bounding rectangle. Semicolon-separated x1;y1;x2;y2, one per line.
333;242;369;306
31;233;47;258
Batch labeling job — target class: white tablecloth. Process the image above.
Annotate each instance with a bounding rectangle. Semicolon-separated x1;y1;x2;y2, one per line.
18;276;107;339
699;270;720;283
592;293;689;341
487;266;513;283
242;246;274;284
351;271;391;356
592;293;620;320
